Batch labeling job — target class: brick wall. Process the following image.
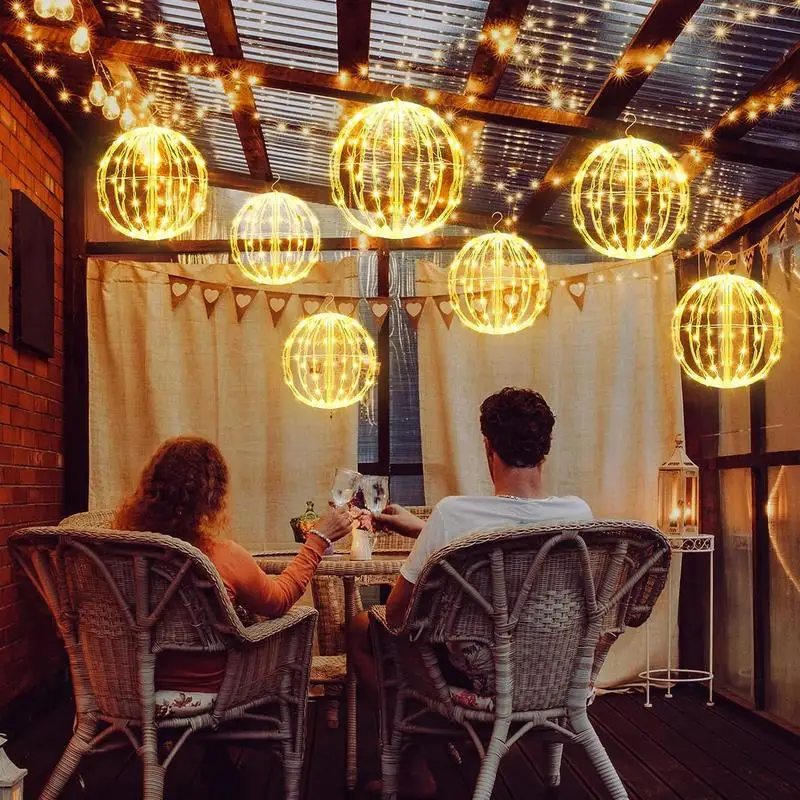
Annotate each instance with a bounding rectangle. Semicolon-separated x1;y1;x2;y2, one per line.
0;74;66;708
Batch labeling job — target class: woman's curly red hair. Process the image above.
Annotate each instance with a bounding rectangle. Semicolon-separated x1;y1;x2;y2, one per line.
114;436;230;548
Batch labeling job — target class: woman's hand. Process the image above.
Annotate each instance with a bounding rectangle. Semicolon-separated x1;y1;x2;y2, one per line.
375;504;425;538
314;505;353;542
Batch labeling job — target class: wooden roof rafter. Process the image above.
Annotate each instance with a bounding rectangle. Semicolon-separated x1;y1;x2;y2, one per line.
518;0;706;227
4;18;798;174
197;0;273;183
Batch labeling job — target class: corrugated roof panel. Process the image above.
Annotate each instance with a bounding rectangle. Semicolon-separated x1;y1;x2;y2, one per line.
496;0;654;112
626;1;800;132
232;0;339;71
369;0;489;91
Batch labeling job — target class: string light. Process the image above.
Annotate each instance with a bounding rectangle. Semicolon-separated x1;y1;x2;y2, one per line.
96;124;208;240
672;273;783;389
282;301;379;410
52;0;72;21
88;74;107;106
571;135;690;260
102;94;120;120
33;0;54;18
119;106;137;131
330;98;464;239
230;190;321;285
448;231;549;335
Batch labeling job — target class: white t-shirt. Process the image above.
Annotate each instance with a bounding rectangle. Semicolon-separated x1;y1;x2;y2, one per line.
400;494;594;584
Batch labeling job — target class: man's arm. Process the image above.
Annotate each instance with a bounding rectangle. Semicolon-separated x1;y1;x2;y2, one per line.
386;575;415;629
375;504;425;539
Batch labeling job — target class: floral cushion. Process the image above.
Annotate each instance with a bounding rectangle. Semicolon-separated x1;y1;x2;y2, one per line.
154;690;216;721
448;686;495;711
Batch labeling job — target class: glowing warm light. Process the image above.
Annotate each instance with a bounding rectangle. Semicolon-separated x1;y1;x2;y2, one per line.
448;231;549;335
571;135;690;260
102;94;120;120
329;98;464;239
88;75;107;107
96;125;208;241
283;302;379;409
230;190;321;285
672;273;783;389
119;106;137;131
52;0;74;21
33;0;54;18
70;24;90;54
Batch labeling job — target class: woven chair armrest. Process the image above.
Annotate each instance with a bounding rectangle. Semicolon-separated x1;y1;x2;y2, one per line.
368;604;403;636
237;605;318;644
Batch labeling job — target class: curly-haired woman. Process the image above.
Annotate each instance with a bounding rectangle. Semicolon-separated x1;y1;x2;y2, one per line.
347;388;592;797
114;436;352;691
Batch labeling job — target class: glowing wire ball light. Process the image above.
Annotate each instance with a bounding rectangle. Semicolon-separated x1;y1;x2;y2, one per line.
448;232;549;335
230;191;321;285
96;125;208;241
283;307;379;409
672;273;783;389
329;99;464;239
571;136;690;260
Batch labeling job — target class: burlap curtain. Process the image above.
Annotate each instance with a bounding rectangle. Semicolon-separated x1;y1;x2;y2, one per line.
415;252;684;686
87;257;359;552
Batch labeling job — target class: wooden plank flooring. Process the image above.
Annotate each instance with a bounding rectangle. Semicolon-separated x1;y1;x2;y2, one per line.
8;689;800;799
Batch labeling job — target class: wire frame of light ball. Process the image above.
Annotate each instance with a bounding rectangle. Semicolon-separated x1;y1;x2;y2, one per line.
282;310;379;410
230;190;321;285
571;136;690;260
448;232;549;334
672;273;784;389
97;125;208;241
329;98;465;239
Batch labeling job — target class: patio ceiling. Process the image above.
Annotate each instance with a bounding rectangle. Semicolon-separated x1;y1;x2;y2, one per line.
1;0;798;248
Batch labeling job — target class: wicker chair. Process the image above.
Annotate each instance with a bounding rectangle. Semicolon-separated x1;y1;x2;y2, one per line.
369;519;671;800
311;505;431;728
9;526;317;800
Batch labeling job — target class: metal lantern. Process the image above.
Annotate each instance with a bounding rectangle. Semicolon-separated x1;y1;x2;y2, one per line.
0;734;26;800
657;435;700;535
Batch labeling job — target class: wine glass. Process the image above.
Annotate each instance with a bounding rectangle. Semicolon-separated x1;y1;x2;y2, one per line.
331;468;361;507
361;475;389;517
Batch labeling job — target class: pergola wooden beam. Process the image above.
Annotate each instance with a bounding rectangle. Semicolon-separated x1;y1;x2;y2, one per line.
466;0;530;98
336;0;372;75
197;0;272;182
206;168;583;246
519;0;705;227
6;19;800;173
685;174;800;254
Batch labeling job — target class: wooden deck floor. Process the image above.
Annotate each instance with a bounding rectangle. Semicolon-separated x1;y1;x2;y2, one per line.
9;689;800;799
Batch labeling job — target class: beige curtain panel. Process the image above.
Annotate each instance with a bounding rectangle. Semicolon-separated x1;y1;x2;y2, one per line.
415;252;684;687
87;257;360;552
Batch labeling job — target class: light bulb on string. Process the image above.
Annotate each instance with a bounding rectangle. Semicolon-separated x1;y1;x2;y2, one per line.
119;106;137;131
88;75;107;107
70;24;90;54
102;94;120;120
53;0;74;21
33;0;55;18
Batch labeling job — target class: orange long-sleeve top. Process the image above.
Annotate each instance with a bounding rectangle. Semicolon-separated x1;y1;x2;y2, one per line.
155;534;327;692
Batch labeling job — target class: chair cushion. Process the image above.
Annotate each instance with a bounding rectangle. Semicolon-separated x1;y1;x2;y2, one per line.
154;690;216;721
447;686;495;711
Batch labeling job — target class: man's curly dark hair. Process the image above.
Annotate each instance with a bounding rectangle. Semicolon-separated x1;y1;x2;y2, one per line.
480;387;555;468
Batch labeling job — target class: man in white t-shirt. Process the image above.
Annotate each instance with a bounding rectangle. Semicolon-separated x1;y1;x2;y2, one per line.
348;387;592;796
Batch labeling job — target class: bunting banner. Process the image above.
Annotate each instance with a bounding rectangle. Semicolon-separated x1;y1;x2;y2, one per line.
433;296;455;329
566;274;588;311
232;287;259;322
742;247;755;277
759;236;771;284
794;195;800;227
367;298;390;331
300;295;323;317
402;297;426;330
784;248;794;292
335;297;358;317
265;293;289;326
169;275;194;309
200;282;226;317
777;217;788;244
542;287;553;318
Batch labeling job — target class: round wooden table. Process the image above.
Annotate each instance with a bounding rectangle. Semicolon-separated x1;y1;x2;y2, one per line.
256;551;406;790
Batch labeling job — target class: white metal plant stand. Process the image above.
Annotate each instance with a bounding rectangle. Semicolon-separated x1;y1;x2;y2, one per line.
640;533;715;708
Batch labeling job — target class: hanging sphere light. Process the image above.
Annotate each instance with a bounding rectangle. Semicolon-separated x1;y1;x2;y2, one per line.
448;231;549;334
283;301;379;409
230;190;321;285
329;98;464;239
571;135;690;260
672;273;783;389
96;124;208;241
